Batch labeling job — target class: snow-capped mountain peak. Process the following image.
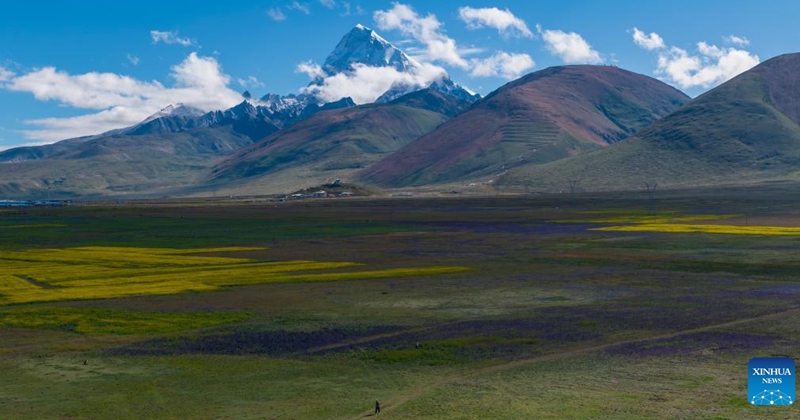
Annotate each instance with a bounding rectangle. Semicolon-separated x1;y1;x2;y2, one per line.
322;24;416;75
142;103;205;124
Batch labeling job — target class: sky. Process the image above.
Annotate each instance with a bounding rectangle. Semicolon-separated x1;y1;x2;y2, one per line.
0;0;798;150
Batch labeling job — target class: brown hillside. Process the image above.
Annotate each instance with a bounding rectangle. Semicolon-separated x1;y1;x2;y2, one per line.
360;65;689;187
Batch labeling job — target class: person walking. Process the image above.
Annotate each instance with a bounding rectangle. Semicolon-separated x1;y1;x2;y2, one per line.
375;399;381;415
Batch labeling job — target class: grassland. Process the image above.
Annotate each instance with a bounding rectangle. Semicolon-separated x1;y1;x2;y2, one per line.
3;190;800;418
0;307;252;335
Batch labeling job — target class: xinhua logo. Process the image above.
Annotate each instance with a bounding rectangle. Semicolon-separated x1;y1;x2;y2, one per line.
749;357;795;406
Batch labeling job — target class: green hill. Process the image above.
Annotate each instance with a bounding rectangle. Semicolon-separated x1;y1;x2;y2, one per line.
360;65;689;187
503;53;800;192
0;128;257;199
208;89;468;194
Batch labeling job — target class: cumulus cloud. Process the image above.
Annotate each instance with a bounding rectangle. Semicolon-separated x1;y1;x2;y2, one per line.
22;107;155;142
470;52;535;80
4;53;243;142
150;30;195;47
296;61;326;80
656;43;760;89
538;25;602;64
723;35;750;46
300;62;448;104
631;28;759;90
267;8;286;21
458;7;532;38
127;54;140;66
289;1;310;14
9;68;165;110
374;3;469;68
632;27;664;51
319;0;335;8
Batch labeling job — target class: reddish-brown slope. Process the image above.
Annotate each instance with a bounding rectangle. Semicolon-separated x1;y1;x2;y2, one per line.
502;53;800;192
360;65;689;187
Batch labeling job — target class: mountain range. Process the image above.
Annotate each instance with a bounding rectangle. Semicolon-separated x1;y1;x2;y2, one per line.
0;24;797;199
209;88;472;195
361;65;689;187
501;53;800;192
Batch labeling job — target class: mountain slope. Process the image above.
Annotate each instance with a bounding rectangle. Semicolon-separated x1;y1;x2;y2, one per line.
503;53;800;192
0;100;284;163
0;101;289;197
0;136;96;163
360;65;689;187
387;88;472;118
0;127;259;198
125;104;207;135
209;89;468;193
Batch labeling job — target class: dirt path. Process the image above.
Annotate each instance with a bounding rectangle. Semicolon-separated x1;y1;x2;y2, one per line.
289;322;463;358
352;307;800;418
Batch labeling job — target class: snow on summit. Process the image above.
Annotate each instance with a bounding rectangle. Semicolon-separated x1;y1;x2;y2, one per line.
301;25;478;105
322;24;417;75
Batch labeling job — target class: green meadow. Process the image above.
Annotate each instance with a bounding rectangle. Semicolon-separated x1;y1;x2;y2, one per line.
3;190;800;418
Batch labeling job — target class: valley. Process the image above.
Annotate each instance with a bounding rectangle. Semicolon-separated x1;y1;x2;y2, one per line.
2;190;800;418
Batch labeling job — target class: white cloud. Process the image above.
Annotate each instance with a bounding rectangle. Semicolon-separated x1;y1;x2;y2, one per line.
470;52;535;80
631;28;760;90
150;30;195;47
289;1;310;14
723;35;750;46
9;67;166;110
317;0;357;16
296;61;326;80
22;107;154;142
655;43;759;89
5;53;243;142
374;3;469;69
632;27;664;51
301;62;448;104
127;54;140;66
458;7;532;39
538;25;602;64
0;66;14;83
237;76;265;88
267;8;286;21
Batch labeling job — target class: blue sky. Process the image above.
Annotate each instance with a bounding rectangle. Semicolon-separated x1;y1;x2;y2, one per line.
0;0;798;149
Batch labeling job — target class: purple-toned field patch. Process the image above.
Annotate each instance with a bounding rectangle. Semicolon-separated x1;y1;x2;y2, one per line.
409;221;617;236
605;332;778;357
111;325;403;356
755;285;800;294
322;316;604;362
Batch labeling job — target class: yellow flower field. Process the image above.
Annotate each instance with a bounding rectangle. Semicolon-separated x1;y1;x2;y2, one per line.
593;223;800;236
563;211;739;224
0;247;470;305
